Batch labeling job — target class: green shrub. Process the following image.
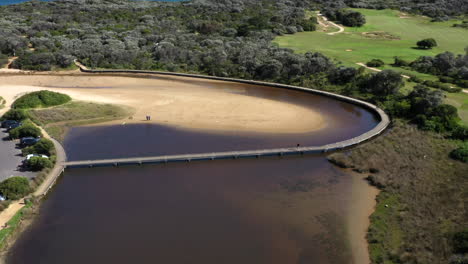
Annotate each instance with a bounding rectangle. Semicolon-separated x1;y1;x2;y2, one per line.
8;121;42;139
300;18;317;31
408;76;423;83
26;157;53;171
0;176;31;200
1;109;29;121
12;90;71;109
452;229;468;253
22;138;55;156
393;56;409;67
416;38;438;49
450;143;468;163
451;125;468;140
366;59;385;67
439;76;454;83
455;80;468;88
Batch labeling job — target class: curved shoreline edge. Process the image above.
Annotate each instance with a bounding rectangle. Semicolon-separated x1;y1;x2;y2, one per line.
68;64;390;162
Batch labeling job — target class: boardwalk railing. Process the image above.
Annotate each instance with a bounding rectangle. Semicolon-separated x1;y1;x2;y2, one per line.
64;63;391;168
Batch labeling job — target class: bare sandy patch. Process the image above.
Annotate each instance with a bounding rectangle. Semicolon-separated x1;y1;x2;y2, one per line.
0;74;326;134
347;171;379;264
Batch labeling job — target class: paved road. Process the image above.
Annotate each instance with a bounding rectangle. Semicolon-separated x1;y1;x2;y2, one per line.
0;129;35;181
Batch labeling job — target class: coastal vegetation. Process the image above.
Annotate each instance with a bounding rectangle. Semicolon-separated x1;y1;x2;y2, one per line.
25;157;53;171
12;90;71;109
8;120;42;139
1;109;29;122
0;0;466;263
0;96;5;109
0;177;31;201
21;138;54;156
322;8;366;27
29;101;131;142
450;142;468;162
0;200;33;250
394;49;468;89
328;121;468;263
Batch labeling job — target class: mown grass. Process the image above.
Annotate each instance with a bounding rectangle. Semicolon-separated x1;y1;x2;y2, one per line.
445;92;468;125
328;121;468;263
28;101;132;142
274;9;468;67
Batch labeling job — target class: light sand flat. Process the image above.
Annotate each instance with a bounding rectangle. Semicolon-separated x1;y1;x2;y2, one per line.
0;74;326;134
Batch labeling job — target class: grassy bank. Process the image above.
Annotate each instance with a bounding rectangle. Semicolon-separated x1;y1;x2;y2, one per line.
445;92;468;125
0;200;32;250
328;121;468;263
28;101;132;142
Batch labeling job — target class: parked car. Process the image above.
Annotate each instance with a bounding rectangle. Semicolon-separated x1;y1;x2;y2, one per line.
1;120;20;129
20;137;40;147
6;122;22;131
26;154;48;160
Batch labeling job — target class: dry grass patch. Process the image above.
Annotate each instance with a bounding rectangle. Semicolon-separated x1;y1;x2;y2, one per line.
328;120;468;264
29;101;132;142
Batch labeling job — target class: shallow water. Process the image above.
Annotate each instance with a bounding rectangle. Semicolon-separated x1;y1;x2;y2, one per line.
7;81;378;264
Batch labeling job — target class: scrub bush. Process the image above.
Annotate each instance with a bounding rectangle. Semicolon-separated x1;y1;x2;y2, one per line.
8;121;42;139
0;176;31;200
1;109;29;121
26;157;53;171
22;138;55;156
12;90;71;109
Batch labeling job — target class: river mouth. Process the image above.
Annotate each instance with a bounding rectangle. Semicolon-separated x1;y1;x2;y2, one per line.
6;75;379;264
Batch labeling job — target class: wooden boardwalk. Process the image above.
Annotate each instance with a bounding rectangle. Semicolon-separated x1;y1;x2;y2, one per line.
63;147;333;168
64;122;386;168
63;63;391;169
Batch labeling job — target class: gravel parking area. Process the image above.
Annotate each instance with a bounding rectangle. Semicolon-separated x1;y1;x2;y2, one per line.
0;129;35;182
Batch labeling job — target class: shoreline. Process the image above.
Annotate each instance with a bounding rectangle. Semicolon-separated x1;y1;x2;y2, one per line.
0;75;327;135
347;171;380;264
0;125;66;264
0;70;389;263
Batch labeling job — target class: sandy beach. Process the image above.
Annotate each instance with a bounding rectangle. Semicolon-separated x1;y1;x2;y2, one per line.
0;74;325;134
347;172;379;264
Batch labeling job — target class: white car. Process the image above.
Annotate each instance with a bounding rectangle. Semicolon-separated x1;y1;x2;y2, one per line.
26;154;49;160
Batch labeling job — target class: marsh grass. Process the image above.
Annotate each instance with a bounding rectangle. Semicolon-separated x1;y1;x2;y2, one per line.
328;120;468;263
28;101;132;142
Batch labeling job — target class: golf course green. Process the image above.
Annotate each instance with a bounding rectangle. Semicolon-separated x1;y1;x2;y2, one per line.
275;8;468;125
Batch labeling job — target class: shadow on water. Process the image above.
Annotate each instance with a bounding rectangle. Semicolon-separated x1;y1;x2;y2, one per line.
7;81;379;264
9;156;356;264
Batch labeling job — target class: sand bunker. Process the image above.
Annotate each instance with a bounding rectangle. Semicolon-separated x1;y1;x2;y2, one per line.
0;74;326;134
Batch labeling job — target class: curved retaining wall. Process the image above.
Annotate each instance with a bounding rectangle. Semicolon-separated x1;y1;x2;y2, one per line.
71;65;390;162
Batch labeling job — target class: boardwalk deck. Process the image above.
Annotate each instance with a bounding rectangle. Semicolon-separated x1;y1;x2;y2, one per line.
63;64;391;169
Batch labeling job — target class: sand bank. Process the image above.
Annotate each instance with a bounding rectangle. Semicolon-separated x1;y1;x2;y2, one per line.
0;74;325;134
347;172;379;264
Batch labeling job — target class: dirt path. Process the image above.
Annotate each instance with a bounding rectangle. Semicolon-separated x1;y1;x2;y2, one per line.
463;89;468;94
317;12;345;35
0;57;23;73
356;62;411;79
0;200;24;230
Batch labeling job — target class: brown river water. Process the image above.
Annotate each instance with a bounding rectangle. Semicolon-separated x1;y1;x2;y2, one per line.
7;81;379;264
